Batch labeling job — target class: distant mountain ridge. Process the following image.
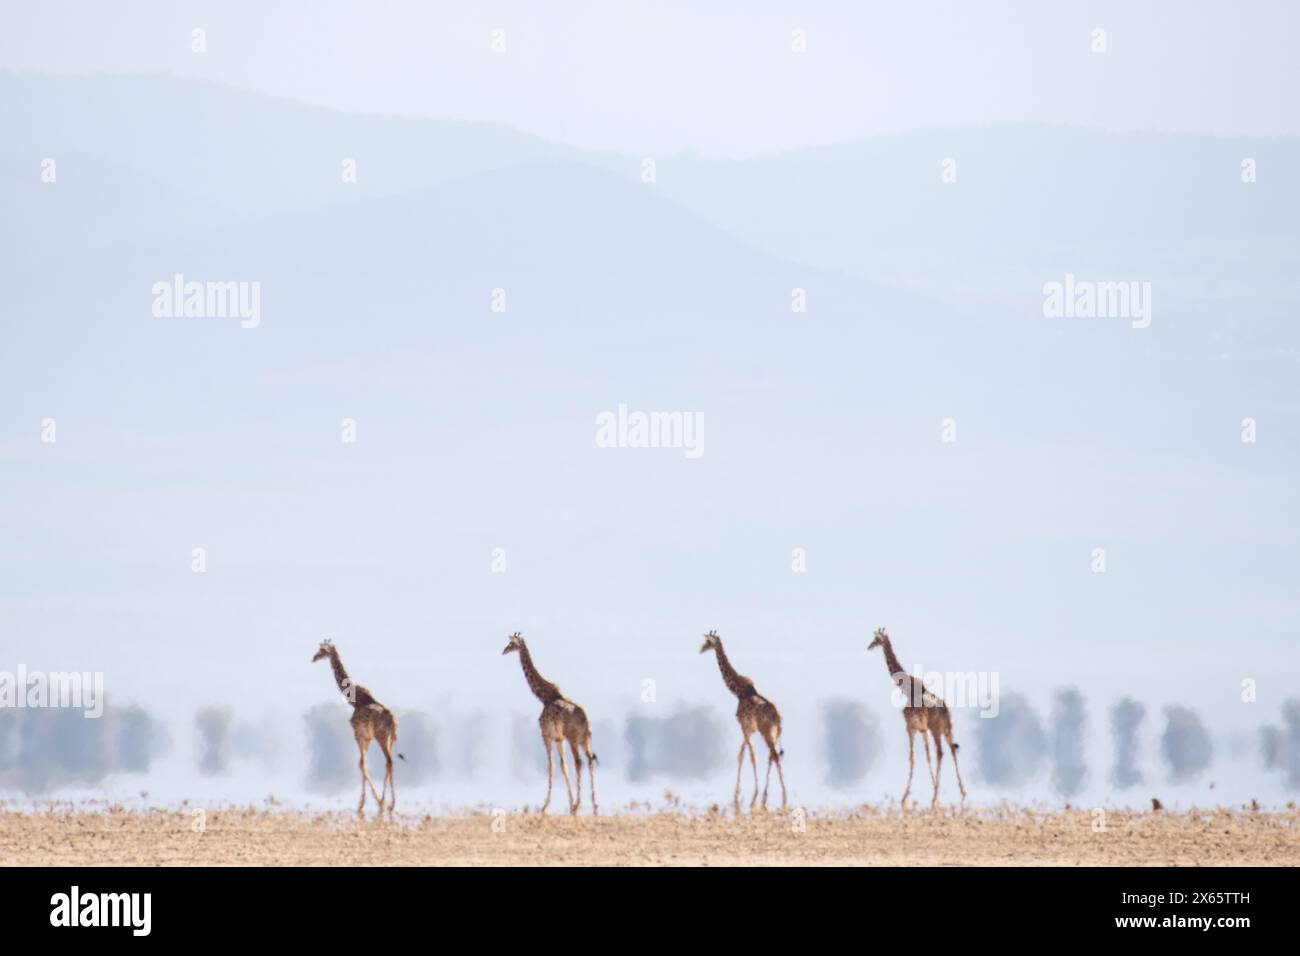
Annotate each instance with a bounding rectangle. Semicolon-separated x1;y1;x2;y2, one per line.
5;71;1296;270
0;71;590;220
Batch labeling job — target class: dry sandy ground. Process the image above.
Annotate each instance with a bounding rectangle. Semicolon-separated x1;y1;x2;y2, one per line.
2;805;1296;866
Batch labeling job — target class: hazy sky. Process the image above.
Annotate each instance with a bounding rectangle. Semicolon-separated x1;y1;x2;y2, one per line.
2;0;1298;155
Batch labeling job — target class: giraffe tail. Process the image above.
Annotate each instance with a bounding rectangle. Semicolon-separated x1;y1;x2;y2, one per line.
397;753;407;761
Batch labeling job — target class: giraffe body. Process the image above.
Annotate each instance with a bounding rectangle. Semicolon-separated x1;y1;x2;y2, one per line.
869;628;967;809
700;631;787;813
504;633;598;815
313;641;401;817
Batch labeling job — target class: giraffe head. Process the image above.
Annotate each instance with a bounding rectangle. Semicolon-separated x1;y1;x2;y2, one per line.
312;639;334;663
699;629;721;654
502;631;525;656
868;627;889;651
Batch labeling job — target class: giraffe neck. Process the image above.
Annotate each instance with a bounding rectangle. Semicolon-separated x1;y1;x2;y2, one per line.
327;648;353;698
517;644;561;702
880;639;915;695
713;643;753;698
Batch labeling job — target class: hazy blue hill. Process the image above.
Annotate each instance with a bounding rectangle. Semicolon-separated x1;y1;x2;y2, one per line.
654;124;1300;252
5;71;1295;300
637;129;1299;323
9;73;1295;249
0;71;590;218
0;144;238;266
2;155;963;448
2;74;1292;480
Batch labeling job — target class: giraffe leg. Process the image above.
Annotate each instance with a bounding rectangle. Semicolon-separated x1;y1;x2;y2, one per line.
761;728;787;811
585;740;599;815
762;750;774;810
358;746;383;815
358;749;367;815
922;732;937;809
570;741;583;814
364;759;384;806
364;770;383;809
902;728;916;808
948;731;968;799
386;755;395;814
357;729;384;809
380;736;396;814
375;738;389;808
556;742;575;813
541;735;555;815
747;739;759;811
733;738;747;811
932;730;945;808
772;741;788;811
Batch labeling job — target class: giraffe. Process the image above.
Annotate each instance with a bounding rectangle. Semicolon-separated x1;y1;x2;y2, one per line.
502;632;598;815
312;639;403;816
867;627;966;809
699;630;787;813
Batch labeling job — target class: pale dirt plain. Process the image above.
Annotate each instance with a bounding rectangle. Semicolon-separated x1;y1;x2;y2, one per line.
2;803;1297;865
